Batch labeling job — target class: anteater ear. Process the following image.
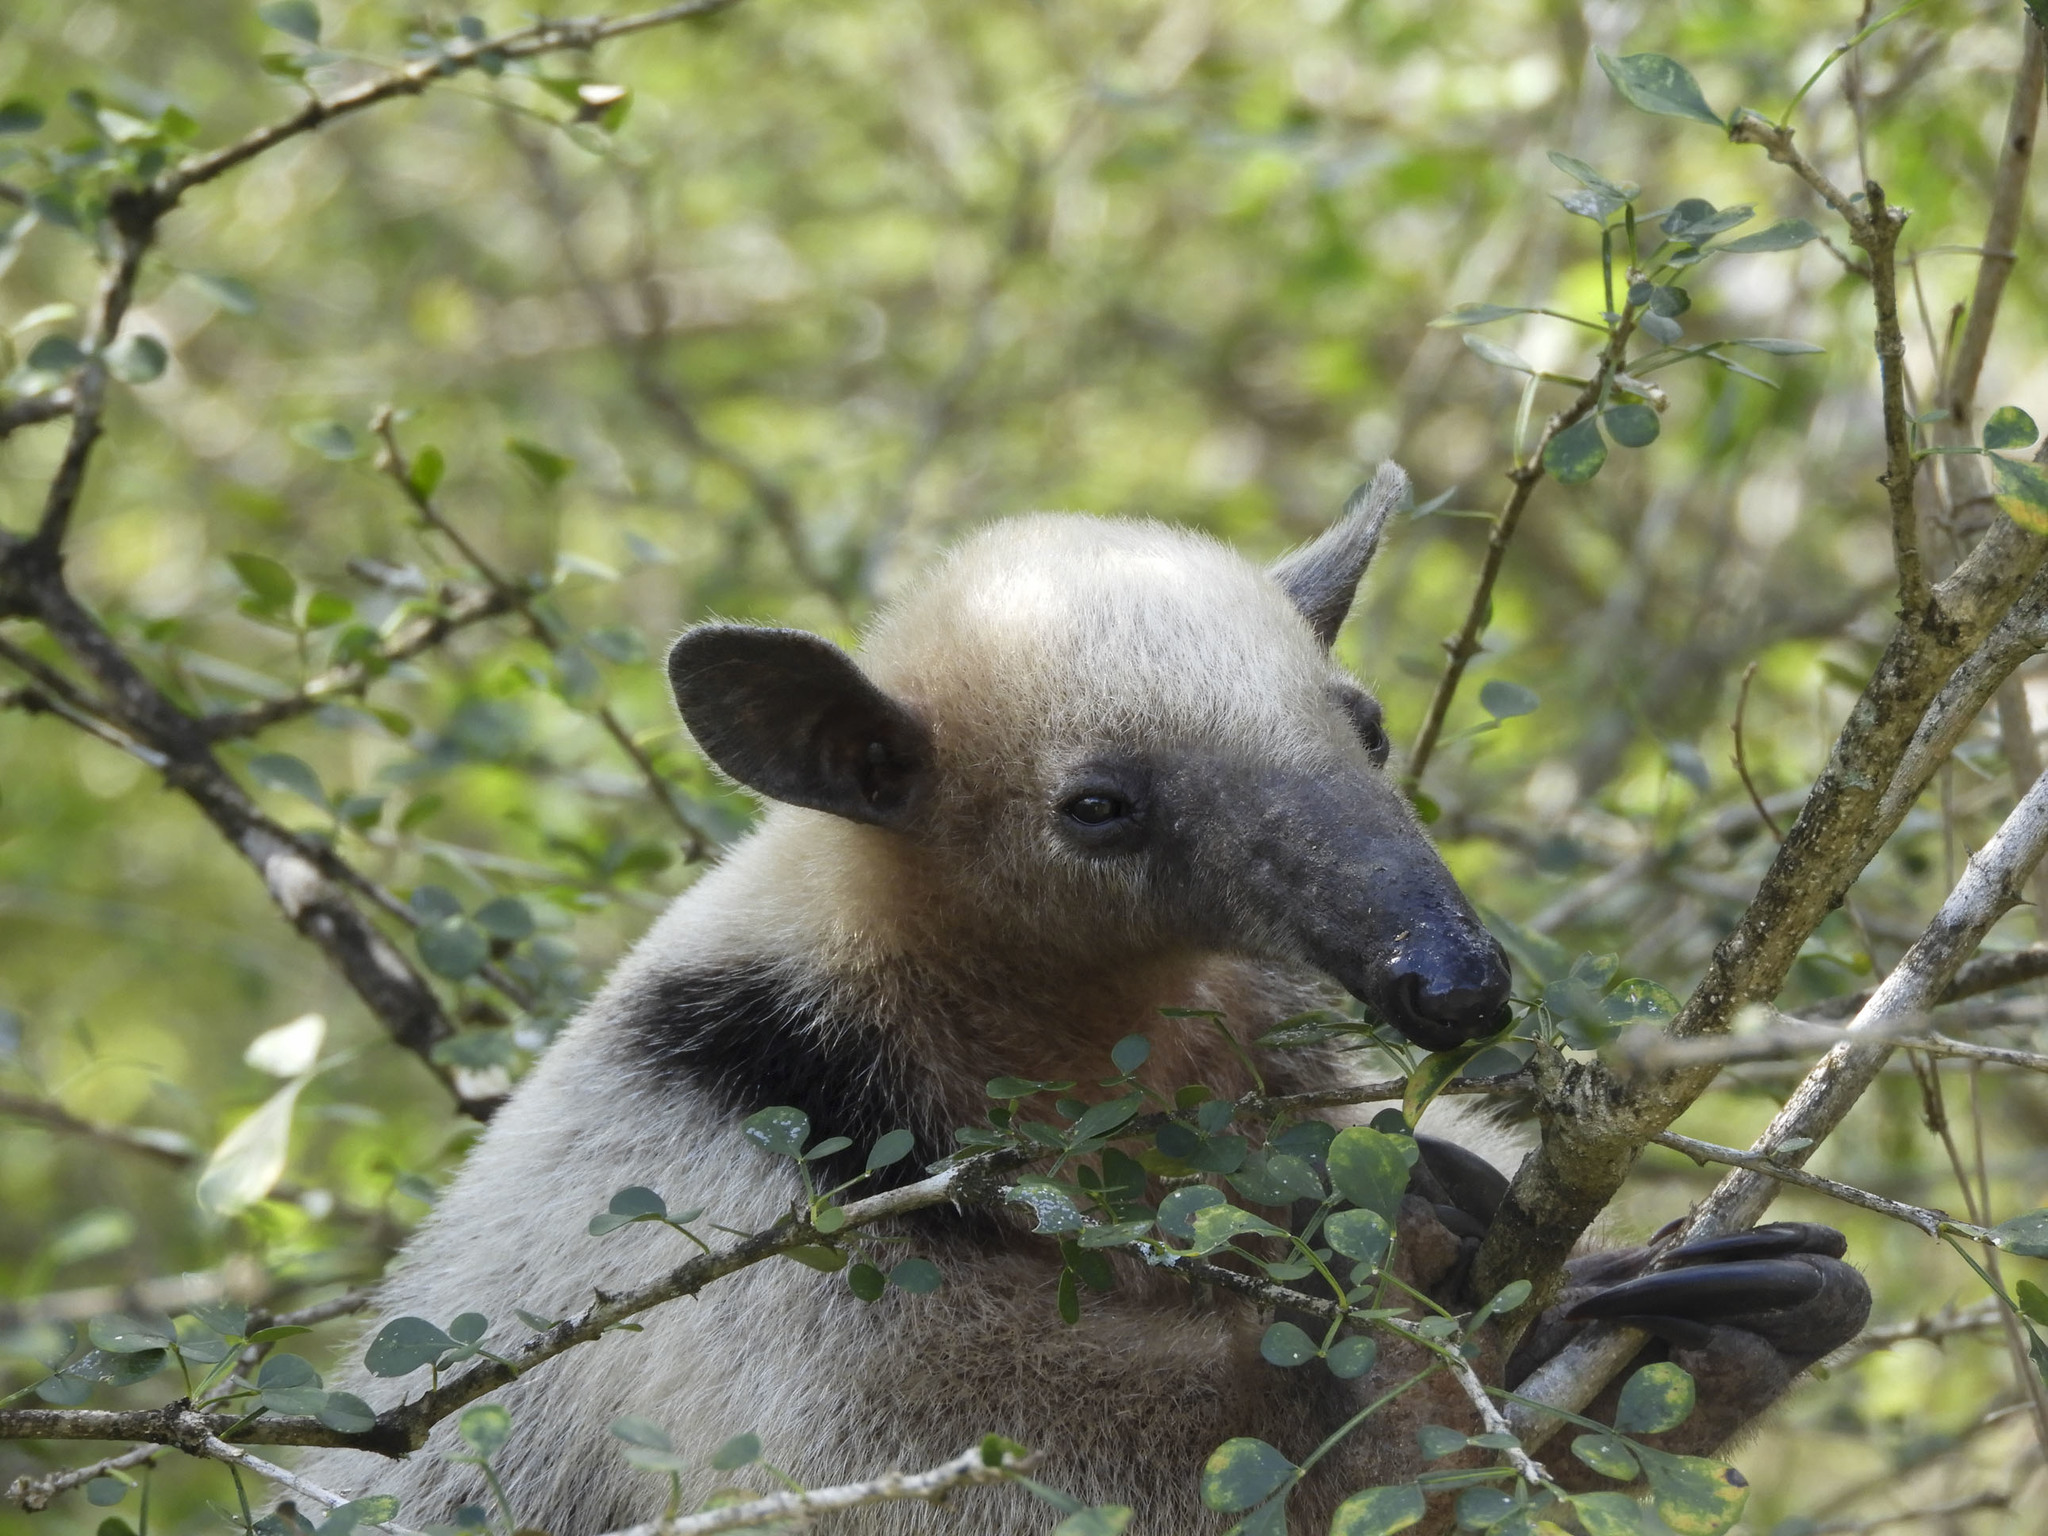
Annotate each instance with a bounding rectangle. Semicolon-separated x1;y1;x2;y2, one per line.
1269;460;1410;649
667;625;932;827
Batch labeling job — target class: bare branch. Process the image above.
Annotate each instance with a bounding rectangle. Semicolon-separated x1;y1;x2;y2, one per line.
157;3;750;206
6;1443;161;1513
1648;1131;1949;1237
1940;15;2046;426
595;1446;1030;1536
0;386;74;440
0;1089;197;1170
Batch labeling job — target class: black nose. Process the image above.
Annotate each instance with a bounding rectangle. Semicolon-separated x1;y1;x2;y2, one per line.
1386;940;1512;1052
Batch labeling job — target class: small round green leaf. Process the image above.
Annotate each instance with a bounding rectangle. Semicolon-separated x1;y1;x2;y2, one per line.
711;1432;761;1471
1259;1321;1317;1367
1199;1437;1298;1513
1478;679;1539;720
1984;406;2038;451
742;1106;812;1159
1323;1207;1391;1266
85;1477;127;1506
1993;1209;2048;1255
1329;1484;1427;1536
1157;1184;1227;1242
1326;1126;1408;1221
472;896;533;940
290;420;358;460
107;334;167;384
1602;403;1660;448
1617;1361;1697;1433
1544;416;1608;484
1110;1033;1151;1074
1990;457;2048;536
1639;1450;1750;1535
410;444;446;498
1415;1423;1467;1460
1325;1334;1378;1380
847;1261;886;1302
317;1391;377;1434
458;1404;510;1460
417;915;488;981
363;1315;454;1378
890;1258;942;1294
2015;1278;2048;1326
258;1;322;42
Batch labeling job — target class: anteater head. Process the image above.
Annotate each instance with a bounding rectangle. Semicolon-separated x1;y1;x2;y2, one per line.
666;463;1510;1052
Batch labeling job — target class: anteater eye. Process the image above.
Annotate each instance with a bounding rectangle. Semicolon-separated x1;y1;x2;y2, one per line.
1063;792;1130;826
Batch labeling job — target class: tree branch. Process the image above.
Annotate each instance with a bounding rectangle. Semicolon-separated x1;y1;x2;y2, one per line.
1509;762;2048;1442
196;584;514;741
369;411;716;860
594;1446;1030;1536
1406;312;1639;785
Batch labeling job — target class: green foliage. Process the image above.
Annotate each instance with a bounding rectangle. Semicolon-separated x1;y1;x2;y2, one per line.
1616;1361;1698;1434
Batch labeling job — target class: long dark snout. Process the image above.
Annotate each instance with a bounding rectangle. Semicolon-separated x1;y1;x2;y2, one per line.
1178;761;1510;1052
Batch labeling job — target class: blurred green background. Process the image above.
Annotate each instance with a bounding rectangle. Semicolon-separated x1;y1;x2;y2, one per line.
4;0;2047;1530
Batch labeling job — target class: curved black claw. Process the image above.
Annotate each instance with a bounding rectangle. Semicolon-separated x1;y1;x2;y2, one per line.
1664;1222;1848;1268
1564;1258;1824;1324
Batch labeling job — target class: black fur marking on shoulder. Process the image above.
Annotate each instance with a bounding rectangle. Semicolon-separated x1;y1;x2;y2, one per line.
619;962;954;1201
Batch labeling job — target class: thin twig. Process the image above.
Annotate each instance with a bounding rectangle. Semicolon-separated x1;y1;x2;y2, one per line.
1731;660;1785;839
6;1443;161;1512
1406;311;1639;784
1649;1130;1949;1237
197;585;514;740
594;1446;1030;1536
369;411;716;860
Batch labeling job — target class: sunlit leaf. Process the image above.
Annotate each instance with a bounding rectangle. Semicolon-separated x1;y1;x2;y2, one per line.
1328;1484;1427;1536
196;1075;309;1215
245;1013;326;1077
1991;456;2048;536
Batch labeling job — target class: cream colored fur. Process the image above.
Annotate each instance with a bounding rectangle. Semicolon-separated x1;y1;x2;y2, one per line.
299;510;1522;1534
